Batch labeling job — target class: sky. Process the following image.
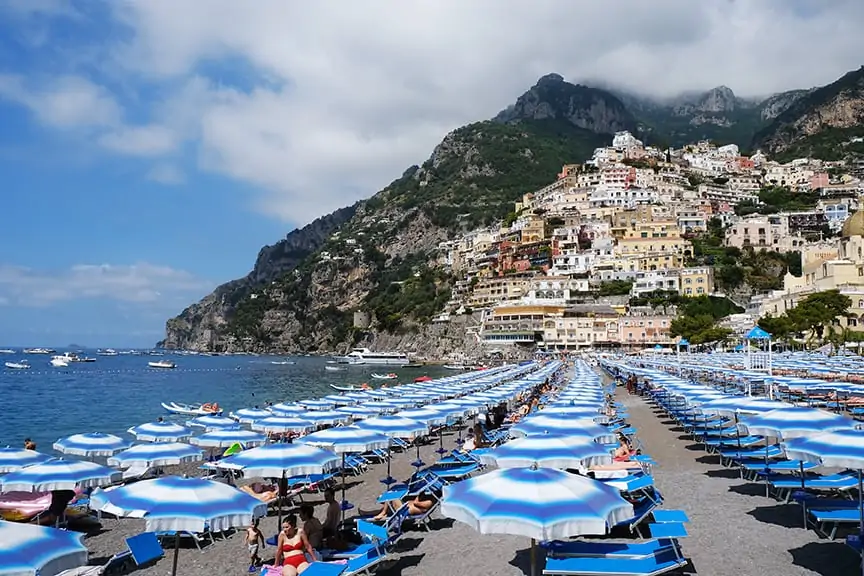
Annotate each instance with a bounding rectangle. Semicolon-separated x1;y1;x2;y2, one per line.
0;0;863;347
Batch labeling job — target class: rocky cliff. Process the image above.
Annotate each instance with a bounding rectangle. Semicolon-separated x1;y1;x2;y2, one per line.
161;74;617;354
752;66;864;161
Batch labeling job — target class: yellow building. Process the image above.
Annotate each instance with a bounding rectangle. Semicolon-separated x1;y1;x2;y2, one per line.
615;220;690;257
482;305;564;345
469;275;533;308
679;267;715;296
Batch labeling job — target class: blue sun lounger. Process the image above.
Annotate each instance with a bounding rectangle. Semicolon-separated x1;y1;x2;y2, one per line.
544;523;688;560
808;506;862;539
543;547;689;576
771;472;858;502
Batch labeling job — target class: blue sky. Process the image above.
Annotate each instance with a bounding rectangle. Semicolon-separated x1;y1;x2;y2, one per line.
1;1;862;348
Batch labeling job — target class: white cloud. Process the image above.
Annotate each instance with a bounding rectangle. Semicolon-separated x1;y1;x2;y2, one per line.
7;1;864;223
147;163;185;185
0;263;213;308
0;75;121;129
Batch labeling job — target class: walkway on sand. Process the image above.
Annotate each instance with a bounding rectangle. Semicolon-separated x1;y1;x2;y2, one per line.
617;389;860;576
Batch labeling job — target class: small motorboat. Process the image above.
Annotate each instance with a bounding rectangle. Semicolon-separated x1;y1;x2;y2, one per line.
401;363;424;368
0;349;15;354
148;360;176;369
371;373;398;380
329;383;372;392
325;365;346;372
271;360;296;365
414;375;433;383
443;364;466;371
161;401;223;416
4;361;29;370
50;356;70;368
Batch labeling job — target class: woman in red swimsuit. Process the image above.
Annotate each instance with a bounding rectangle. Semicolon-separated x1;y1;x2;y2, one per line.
275;514;315;575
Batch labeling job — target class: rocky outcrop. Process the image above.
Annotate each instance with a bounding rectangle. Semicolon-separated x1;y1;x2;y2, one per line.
672;86;738;116
495;73;637;135
753;66;864;155
758;89;814;121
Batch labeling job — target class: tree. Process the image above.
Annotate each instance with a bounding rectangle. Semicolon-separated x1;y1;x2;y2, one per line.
758;289;852;347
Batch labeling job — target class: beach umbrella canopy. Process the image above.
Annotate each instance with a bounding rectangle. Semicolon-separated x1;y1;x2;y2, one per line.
128;422;193;443
479;435;614;470
108;442;203;469
356;415;429;439
186;415;239;431
0;459;120;492
699;397;792;416
231;408;273;423
510;416;617;443
190;429;268;449
298;426;390;454
250;416;315;434
90;475;266;533
301;399;336;411
395;409;448;426
441;466;633;540
0;522;88;576
335;405;381;419
220;443;341;478
0;447;51;473
739;407;854;439
300;410;350;426
269;403;306;415
53;433;132;457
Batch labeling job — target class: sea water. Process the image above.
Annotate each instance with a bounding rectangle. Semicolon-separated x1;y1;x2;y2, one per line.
0;352;446;450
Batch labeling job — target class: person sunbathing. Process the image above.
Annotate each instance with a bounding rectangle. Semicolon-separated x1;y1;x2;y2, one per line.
370;491;435;521
240;482;279;502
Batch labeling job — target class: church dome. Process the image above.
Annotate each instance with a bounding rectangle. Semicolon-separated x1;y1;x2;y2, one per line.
841;208;864;238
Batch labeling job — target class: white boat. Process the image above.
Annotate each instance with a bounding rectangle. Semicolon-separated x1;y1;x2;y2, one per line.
148;360;176;369
0;349;15;354
97;349;118;356
329;384;372;392
23;348;55;354
325;365;346;372
370;373;398;380
161;401;223;416
443;364;467;370
271;360;296;365
4;361;29;369
50;356;70;367
336;348;409;366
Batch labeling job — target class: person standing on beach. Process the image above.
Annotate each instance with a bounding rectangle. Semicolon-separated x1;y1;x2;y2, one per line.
245;519;264;572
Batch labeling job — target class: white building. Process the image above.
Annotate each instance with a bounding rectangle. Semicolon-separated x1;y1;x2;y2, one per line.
612;131;643;149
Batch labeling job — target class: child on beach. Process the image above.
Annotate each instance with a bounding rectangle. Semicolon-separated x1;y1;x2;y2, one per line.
245;519;265;572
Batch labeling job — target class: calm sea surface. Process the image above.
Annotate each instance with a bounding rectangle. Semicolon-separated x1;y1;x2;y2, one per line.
0;351;450;450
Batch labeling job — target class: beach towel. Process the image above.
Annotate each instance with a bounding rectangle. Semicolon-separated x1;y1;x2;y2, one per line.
223;442;244;457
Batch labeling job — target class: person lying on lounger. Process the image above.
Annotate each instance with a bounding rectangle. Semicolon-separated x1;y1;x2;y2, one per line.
370;491;435;521
613;434;636;462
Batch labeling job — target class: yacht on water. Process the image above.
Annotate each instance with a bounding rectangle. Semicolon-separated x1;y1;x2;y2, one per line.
4;360;29;369
23;348;55;354
50;355;70;368
97;349;118;356
0;349;15;354
148;360;176;369
336;347;410;366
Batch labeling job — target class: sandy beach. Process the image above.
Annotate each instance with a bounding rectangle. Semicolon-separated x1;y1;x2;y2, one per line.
72;383;861;576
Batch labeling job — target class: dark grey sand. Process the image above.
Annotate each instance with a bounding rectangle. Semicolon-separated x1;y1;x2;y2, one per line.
73;390;862;576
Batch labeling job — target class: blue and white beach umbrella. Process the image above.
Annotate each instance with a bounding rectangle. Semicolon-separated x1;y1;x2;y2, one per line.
186;415;239;431
300;410;350;426
269;403;306;415
0;459;120;492
231;408;273;423
356;415;429;440
0;447;51;473
510;416;617;443
108;442;204;468
739;407;854;439
0;522;87;576
441;466;633;540
90;475;267;532
220;443;341;478
190;429;268;449
53;432;132;457
250;416;315;434
299;426;390;454
479;435;614;470
395;408;448;426
335;405;381;419
301;399;336;411
128;422;193;443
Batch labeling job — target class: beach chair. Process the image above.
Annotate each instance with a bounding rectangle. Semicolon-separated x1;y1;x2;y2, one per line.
542;547;689;576
56;531;163;575
121;464;153;482
771;472;858;502
808;505;862;539
612;496;663;537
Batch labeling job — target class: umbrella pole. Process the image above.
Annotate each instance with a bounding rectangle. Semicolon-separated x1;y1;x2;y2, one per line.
340;453;347;522
530;538;536;576
800;461;807;529
278;470;285;527
171;533;181;576
764;441;770;497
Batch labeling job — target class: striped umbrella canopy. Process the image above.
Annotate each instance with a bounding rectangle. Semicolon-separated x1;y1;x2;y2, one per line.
300;399;336;411
250;416;315;434
738;407;855;439
396;409;448;426
362;401;400;414
269;403;306;415
356;415;429;440
90;475;266;533
441;466;633;540
298;426;390;454
0;522;87;576
231;408;273;423
510;416;617;443
323;395;358;406
479;435;614;470
335;405;381;419
0;447;51;473
53;433;132;457
108;442;204;468
784;428;864;470
220;443;341;478
187;415;239;431
699;397;792;417
381;397;419;409
128;422;193;443
190;429;268;449
300;410;351;426
427;404;468;422
0;459;120;492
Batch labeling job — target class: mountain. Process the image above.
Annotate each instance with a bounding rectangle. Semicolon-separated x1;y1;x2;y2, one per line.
609;86;811;150
752;66;864;162
161;74;627;354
